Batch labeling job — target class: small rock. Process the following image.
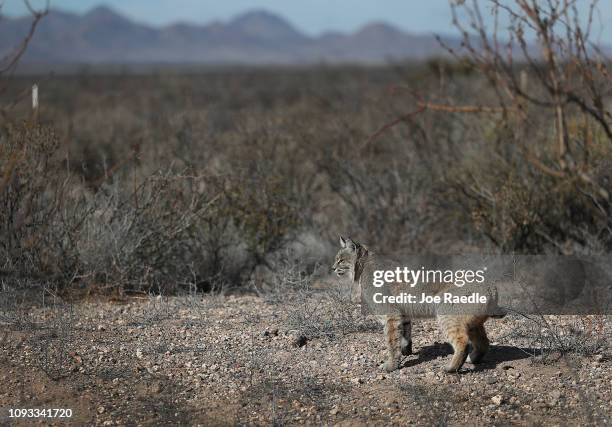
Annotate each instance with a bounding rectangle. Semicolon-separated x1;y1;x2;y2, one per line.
486;377;497;385
97;406;105;414
491;395;503;406
150;383;163;394
292;334;308;348
548;390;562;406
330;407;339;415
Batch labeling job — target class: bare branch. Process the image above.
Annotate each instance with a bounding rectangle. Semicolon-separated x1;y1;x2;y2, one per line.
0;1;49;74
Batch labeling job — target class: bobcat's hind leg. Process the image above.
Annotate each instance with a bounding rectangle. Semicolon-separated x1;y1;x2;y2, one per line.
401;317;412;356
381;315;403;372
467;324;490;364
444;334;469;373
439;316;469;373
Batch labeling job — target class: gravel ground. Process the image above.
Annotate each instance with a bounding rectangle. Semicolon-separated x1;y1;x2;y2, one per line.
1;293;610;426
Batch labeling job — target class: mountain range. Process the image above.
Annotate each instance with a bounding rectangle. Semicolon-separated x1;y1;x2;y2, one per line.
0;6;460;65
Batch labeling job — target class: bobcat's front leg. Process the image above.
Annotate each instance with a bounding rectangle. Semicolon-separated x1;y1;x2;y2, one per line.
401;317;412;356
382;315;404;372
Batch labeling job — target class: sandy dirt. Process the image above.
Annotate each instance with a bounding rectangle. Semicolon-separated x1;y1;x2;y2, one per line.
1;294;610;426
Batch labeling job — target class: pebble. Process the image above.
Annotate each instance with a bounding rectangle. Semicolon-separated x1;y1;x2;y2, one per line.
548;390;562;406
292;334;308;347
5;295;610;426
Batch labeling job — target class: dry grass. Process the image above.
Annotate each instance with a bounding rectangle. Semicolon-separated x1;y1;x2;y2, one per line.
1;61;610;295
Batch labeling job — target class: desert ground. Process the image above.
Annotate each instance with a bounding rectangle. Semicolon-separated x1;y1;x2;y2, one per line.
1;288;610;426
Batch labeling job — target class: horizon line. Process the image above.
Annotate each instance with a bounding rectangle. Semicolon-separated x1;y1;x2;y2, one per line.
2;3;453;39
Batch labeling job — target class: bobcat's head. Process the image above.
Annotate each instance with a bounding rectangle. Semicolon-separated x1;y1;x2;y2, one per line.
332;236;367;280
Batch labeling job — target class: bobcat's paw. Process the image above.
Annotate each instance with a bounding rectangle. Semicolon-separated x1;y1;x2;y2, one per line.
381;360;399;372
443;364;462;374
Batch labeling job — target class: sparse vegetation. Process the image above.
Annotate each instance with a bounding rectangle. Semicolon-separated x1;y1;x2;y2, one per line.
1;1;610;425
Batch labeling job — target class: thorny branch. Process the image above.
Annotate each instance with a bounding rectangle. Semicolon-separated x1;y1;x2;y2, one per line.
369;0;611;201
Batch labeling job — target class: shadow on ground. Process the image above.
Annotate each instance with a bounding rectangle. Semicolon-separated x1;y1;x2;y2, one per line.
402;343;537;371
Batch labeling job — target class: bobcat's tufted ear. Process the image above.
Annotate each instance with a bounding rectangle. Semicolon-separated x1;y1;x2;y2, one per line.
344;237;358;252
340;236;360;252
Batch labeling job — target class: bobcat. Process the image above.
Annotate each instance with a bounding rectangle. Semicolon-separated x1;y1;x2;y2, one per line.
332;236;505;373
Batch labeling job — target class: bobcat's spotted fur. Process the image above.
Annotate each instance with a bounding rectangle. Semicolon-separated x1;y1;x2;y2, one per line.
332;236;504;373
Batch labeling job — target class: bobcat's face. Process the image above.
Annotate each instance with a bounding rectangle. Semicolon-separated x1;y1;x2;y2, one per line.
332;236;363;279
332;249;356;278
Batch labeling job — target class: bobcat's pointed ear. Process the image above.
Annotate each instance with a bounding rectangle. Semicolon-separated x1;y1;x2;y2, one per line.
339;236;347;248
345;237;358;252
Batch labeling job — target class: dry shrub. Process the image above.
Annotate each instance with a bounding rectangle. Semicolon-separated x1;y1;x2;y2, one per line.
0;118;303;294
72;172;220;293
185;170;303;290
434;0;612;254
445;122;611;253
267;252;378;341
58;168;303;293
0;122;75;281
503;314;609;359
321;159;437;253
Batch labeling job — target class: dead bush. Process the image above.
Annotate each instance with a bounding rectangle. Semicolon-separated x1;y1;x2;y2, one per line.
503;314;609;360
0;122;77;282
444;125;611;253
439;0;612;254
319;153;439;253
72;172;220;293
268;253;379;341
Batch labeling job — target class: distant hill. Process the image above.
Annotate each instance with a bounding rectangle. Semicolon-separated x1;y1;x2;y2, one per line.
0;6;461;66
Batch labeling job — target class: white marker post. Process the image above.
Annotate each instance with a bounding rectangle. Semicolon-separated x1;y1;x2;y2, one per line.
32;84;39;122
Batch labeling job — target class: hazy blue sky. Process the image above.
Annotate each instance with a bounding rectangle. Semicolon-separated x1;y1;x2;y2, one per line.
3;0;612;42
